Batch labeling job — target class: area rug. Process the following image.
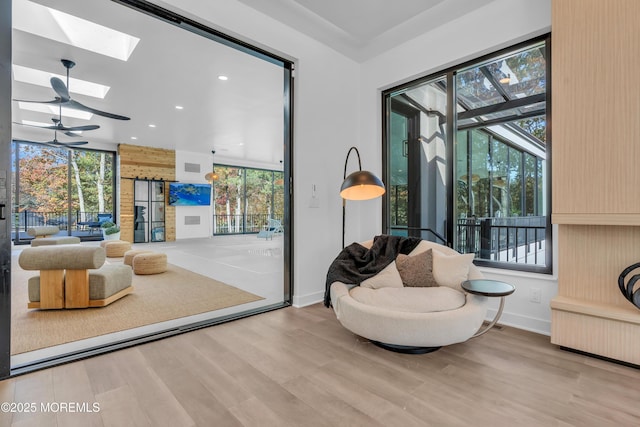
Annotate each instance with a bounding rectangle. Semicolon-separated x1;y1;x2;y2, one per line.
10;255;264;354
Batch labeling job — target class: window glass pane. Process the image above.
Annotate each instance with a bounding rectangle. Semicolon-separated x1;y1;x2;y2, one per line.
213;166;243;234
245;169;274;233
524;153;536;216
386;76;448;243
390;111;408;227
70;150;114;224
213;165;283;235
508;146;522;216
471;130;490;218
491;139;509;217
17;144;69;229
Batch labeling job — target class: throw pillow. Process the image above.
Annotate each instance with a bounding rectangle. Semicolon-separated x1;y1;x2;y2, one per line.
360;261;404;289
432;251;475;292
395;249;439;287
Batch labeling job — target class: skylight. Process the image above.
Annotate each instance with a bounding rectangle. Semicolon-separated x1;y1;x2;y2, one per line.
13;65;110;99
18;102;93;120
13;0;140;61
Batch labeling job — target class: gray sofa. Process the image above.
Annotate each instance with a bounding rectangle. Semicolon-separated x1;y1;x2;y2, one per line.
329;239;488;352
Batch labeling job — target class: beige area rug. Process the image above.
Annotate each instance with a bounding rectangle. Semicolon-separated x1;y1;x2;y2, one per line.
11;256;264;355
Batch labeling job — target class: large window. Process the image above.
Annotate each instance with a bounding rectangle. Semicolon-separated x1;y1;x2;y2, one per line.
383;36;550;273
213;165;284;235
11;141;116;243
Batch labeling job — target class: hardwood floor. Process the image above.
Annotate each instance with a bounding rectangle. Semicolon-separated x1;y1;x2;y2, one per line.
2;303;640;426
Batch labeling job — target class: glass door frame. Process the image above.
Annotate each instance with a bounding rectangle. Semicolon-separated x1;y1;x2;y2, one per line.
0;0;11;380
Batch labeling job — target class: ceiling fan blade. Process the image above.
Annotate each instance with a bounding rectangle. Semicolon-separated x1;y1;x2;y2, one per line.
14;122;100;132
50;140;89;146
12;97;63;105
50;77;71;102
66;99;130;121
64;131;82;137
61;124;100;131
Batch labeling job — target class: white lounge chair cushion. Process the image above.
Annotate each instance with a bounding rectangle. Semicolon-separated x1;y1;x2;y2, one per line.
349;286;466;313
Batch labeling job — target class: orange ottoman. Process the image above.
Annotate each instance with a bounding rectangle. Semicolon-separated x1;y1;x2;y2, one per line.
132;252;167;275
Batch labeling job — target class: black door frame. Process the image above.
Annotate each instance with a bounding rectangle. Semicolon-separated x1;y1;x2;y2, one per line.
0;0;12;380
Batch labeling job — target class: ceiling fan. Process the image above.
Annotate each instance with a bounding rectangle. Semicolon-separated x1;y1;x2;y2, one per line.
15;117;99;137
14;58;131;121
13;130;89;148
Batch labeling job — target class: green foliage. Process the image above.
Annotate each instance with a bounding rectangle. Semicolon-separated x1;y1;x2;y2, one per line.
16;143;115;218
103;225;120;235
213;165;284;219
100;221;115;229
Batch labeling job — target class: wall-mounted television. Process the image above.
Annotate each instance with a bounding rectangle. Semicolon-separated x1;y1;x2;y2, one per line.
168;183;211;206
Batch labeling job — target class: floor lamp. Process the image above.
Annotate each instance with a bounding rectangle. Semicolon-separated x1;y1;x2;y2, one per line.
340;146;386;248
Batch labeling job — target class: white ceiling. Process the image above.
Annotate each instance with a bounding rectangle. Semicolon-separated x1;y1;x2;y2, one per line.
12;0;285;166
11;0;491;165
236;0;494;61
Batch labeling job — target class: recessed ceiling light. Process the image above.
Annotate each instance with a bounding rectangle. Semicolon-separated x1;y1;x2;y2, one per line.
18;102;93;120
13;65;110;99
218;75;228;81
14;0;140;61
148;124;156;128
175;105;184;110
131;136;137;140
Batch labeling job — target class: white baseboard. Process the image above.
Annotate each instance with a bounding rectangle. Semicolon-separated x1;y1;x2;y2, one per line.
292;291;324;308
487;308;551;336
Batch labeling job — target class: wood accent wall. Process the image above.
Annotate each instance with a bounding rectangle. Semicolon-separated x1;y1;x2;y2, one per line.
551;0;640;365
118;144;176;242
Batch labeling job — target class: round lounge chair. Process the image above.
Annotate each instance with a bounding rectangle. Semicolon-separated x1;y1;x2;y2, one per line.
329;239;489;353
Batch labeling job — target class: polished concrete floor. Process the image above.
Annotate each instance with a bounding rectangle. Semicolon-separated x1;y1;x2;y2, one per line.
10;234;285;367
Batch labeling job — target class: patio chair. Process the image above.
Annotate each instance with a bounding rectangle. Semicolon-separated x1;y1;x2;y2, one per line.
79;213;113;235
257;218;283;240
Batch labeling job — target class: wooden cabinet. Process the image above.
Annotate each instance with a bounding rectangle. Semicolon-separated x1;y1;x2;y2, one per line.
551;0;640;365
552;0;640;218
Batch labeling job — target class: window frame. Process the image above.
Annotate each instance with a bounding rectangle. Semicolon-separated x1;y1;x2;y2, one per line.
382;34;552;274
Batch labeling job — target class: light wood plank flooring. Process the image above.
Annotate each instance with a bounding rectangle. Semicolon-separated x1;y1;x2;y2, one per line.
2;304;640;427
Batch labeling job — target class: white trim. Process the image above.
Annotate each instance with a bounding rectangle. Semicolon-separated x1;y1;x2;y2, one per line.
292;291;325;308
487;307;551;336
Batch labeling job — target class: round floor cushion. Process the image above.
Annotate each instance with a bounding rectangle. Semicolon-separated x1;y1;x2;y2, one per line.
123;250;153;266
132;252;167;275
100;240;132;258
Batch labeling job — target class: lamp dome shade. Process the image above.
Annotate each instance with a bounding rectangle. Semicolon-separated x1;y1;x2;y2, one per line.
205;171;219;182
340;170;385;200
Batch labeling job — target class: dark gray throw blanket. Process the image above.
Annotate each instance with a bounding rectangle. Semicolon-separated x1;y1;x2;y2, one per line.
324;235;422;307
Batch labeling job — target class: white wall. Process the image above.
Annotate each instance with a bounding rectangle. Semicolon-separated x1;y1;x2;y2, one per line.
173;150;212;239
358;0;554;335
158;0;361;306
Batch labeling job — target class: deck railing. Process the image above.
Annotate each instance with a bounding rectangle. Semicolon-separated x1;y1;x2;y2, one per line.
213;213;283;235
12;210;110;231
457;216;547;265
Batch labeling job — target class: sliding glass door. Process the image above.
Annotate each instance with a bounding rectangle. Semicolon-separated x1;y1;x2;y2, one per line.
3;0;293;376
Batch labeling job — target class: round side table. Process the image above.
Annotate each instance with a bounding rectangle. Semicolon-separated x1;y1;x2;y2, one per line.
461;279;515;337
